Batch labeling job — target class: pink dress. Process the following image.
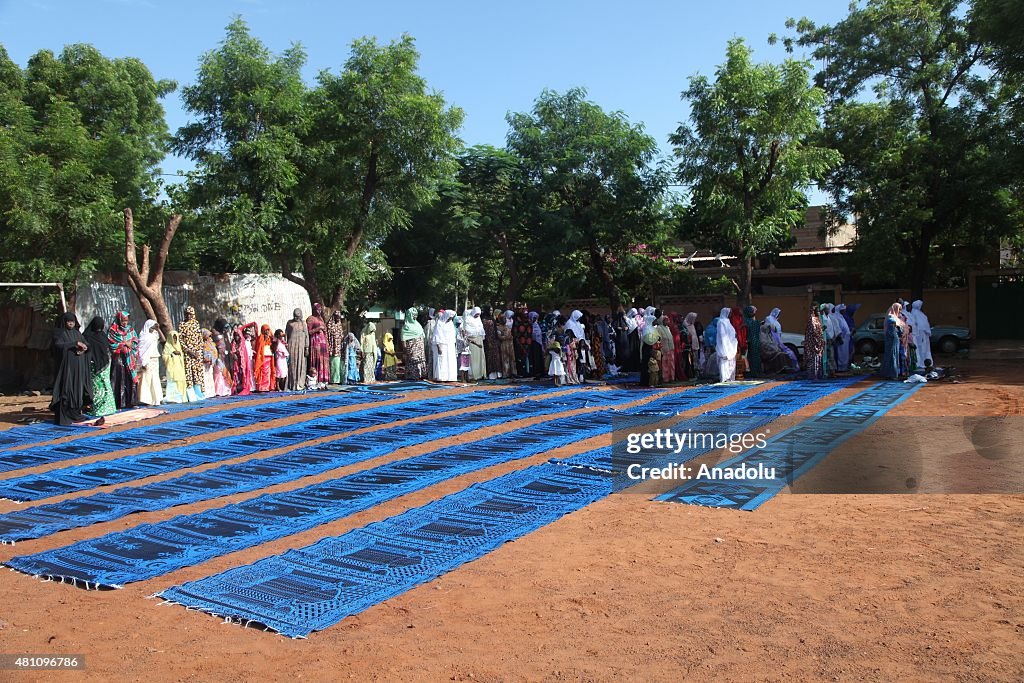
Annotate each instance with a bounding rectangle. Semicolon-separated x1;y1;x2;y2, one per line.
275;343;289;379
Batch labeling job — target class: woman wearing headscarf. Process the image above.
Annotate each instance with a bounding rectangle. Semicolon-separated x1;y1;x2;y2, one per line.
84;317;116;418
626;308;642;373
743;306;762;378
804;305;826;380
285;308;309;391
591;314;608;379
162;330;189;403
681;312;700;380
253;324;275;392
380;331;398;381
107;310;139;409
211;320;234;397
327;310;346;385
50;312;92;425
462;306;486;380
716;308;739;382
342;333;360;384
656;315;676;383
639;315;654;387
668;313;685;381
433;310;458;382
833;304;852;372
307;303;330;389
496;310;517;379
179;306;205;401
136;319;163;406
840;303;861;360
702;314;718;378
763;308;799;371
201;329;218;397
612;308;630;372
819;304;836;377
880;302;904;380
424;307;438;380
232;321;257;395
479;306;501;379
360;321;379;384
908;300;932;371
402;306;427;380
513;309;532;377
528;311;545;378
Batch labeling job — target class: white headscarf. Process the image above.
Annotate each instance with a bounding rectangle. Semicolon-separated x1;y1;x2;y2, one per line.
626;308;638;332
911;300;930;336
765;308;782;334
715;307;738;359
684;312;698;345
565;310;585;340
138;319;160;362
462;307;484;336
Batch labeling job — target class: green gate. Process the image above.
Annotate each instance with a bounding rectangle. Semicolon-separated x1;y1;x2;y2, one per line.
976;276;1024;339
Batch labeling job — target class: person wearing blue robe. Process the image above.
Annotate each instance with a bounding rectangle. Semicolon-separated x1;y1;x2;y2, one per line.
880;303;904;379
840;303;860;359
344;333;361;384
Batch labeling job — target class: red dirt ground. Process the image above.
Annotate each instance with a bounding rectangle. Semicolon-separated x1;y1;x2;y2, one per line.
0;363;1021;682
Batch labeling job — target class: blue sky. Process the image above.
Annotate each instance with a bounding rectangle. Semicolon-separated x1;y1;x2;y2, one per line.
1;0;852;199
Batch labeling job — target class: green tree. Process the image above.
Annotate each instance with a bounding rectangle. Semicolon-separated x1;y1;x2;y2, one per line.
671;38;839;307
783;0;1019;297
173;18;308;274
506;88;668;311
0;43;174;307
300;34;464;310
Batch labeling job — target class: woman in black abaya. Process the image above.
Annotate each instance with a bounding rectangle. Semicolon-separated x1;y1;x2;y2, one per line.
50;312;93;426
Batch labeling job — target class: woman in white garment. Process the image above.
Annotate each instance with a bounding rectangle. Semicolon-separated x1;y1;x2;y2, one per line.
462;306;486;380
136;319;163;406
907;300;932;370
715;307;738;382
433;310;458;382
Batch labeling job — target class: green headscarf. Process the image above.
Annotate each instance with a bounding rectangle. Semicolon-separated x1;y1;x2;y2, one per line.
401;307;424;341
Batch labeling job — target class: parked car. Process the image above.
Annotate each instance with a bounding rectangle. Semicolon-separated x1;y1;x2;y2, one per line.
852;314;971;356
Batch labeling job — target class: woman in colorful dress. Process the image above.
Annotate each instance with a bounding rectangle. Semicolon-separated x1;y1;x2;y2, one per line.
402;307;427;380
382;331;398;381
656;315;676;383
201;329;217;396
307;303;330;390
497;310;517;379
880;302;904;380
179;306;206;401
253;324;275;392
360;322;378;384
84;317;116;418
107;310;139;409
804;305;826;380
232;322;257;395
162;331;189;403
327;310;346;385
210;321;234;397
136;319;163;406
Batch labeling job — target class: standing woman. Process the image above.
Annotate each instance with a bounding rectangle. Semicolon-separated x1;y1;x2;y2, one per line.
360;321;379;384
201;329;218;395
253;324;275;392
343;333;361;384
591;315;608;379
528;312;545;378
402;306;427;380
233;322;257;395
84;317;116;418
681;313;700;379
285;308;309;391
481;306;502;379
162;331;190;403
498;310;517;379
136;319;164;406
433;310;458;382
424;308;438;380
463;307;486;380
612;309;630;372
513;309;531;377
50;312;92;425
327;310;346;385
743;306;762;378
307;303;330;390
627;308;643;373
210;321;234;397
716;308;739;382
382;331;398;381
880;302;904;380
657;315;676;383
804;305;826;380
107;311;139;409
179;306;206;401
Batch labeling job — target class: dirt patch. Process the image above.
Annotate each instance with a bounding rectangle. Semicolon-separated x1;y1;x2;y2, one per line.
0;364;1021;682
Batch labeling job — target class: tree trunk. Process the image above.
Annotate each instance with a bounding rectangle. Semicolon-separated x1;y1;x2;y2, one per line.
588;243;620;312
281;251;321;312
908;236;930;302
736;256;753;309
123;208;181;336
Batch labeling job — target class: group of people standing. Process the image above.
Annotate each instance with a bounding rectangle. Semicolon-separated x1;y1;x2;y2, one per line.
878;299;933;380
702;305;803;383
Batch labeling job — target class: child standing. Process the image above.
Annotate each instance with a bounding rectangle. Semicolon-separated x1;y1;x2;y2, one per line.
648;340;663;387
547;338;566;386
274;329;289;391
